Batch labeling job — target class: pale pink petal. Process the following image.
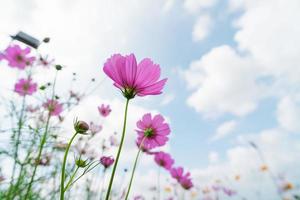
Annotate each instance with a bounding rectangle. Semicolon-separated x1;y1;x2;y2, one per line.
124;54;137;86
142;113;152;127
135;59;160;87
103;54;126;87
137;78;167;96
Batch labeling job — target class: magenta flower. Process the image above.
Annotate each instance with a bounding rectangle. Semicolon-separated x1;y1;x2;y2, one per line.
43;99;63;116
170;167;193;190
136;113;170;150
179;176;193;190
98;104;111;117
1;45;35;69
154;151;174;170
170;167;184;181
14;78;37;96
100;156;114;169
103;53;167;99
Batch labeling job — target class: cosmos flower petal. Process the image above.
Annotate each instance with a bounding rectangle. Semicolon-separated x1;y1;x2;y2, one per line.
141;113;152;127
124;54;137;86
137;78;167;96
135;58;160;87
152;114;165;127
103;53;167;98
103;54;126;87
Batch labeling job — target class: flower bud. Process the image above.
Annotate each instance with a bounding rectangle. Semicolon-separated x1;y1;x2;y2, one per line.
74;120;89;134
55;64;62;70
100;156;114;169
43;37;50;43
75;158;88;168
39;85;46;90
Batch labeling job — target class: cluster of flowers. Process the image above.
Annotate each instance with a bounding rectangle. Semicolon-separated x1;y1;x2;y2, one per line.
0;32;195;200
0;44;63;116
101;53;193;199
0;42;116;199
1;36;297;200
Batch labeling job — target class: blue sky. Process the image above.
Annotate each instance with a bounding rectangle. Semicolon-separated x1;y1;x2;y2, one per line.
1;0;300;199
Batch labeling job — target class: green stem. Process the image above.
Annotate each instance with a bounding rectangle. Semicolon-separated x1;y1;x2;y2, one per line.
125;138;145;200
7;96;26;199
105;98;130;200
60;132;79;200
24;114;51;200
64;166;79;192
24;69;58;200
68;162;100;188
12;127;39;199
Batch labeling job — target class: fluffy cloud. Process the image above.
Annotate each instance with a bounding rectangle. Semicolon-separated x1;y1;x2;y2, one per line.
233;0;300;84
192;14;213;42
184;0;217;14
185;0;300;118
277;96;300;133
211;120;237;141
185;45;264;117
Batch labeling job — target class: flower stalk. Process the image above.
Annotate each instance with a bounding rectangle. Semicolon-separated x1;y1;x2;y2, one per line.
125;138;145;200
24;71;58;200
105;98;130;200
60;131;79;200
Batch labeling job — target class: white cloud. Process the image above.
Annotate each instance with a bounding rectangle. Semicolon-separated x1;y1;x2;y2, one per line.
232;0;300;84
211;120;237;141
277;96;300;132
192;14;213;42
184;0;217;14
185;45;264;118
185;0;300;118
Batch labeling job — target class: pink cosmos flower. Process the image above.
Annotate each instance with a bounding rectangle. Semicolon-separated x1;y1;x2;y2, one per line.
133;195;145;200
1;45;35;69
154;151;174;170
98;104;111;117
14;78;37;96
136;113;170;150
170;167;193;190
222;188;237;196
180;176;193;190
170;167;184;181
38;55;54;67
100;156;114;169
43;99;63;116
103;53;167;99
89;122;102;136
